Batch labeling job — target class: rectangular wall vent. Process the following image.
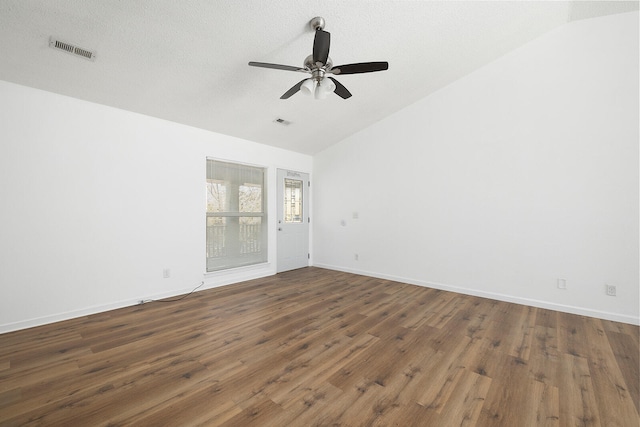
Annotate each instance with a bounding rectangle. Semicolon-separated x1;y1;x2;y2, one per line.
49;37;96;61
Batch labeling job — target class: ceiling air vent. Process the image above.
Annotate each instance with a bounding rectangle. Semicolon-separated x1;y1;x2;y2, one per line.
274;118;291;126
49;37;96;61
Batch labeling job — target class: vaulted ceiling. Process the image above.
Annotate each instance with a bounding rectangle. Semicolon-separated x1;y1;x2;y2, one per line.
0;1;637;154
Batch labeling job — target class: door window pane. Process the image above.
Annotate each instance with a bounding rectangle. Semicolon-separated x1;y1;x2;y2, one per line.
284;178;303;223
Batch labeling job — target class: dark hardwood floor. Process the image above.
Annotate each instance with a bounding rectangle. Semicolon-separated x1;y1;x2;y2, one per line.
0;267;638;426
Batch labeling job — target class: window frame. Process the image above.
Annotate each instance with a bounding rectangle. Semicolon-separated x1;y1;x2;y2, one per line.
206;158;268;272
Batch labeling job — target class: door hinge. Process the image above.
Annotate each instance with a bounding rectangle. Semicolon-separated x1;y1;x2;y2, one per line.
308;217;310;223
308;253;310;259
308;181;310;187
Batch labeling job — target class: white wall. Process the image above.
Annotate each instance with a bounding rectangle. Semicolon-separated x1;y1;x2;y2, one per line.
0;80;312;333
313;12;639;324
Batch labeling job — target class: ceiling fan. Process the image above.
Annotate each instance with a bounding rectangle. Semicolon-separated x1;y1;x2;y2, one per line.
248;17;389;100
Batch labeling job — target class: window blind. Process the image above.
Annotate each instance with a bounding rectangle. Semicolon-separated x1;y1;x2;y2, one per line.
206;159;267;271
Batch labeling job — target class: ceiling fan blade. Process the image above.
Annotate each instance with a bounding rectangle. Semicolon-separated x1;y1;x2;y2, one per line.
312;30;330;65
280;79;308;99
330;62;389;75
248;62;307;73
328;77;352;99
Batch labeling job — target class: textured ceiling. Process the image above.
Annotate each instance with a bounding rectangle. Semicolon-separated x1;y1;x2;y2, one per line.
0;1;637;154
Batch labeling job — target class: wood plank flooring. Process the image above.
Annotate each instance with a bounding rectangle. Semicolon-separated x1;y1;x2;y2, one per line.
0;267;638;426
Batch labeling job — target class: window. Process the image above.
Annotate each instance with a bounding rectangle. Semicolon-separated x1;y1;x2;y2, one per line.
284;178;303;223
206;159;267;271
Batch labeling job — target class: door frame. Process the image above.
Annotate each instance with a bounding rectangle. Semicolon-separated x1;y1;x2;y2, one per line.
276;169;310;273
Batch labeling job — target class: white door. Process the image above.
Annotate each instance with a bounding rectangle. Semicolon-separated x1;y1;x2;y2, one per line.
276;169;310;273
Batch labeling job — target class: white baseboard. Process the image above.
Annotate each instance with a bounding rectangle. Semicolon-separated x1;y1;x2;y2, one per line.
313;263;640;326
2;264;636;334
0;268;275;334
0;298;146;335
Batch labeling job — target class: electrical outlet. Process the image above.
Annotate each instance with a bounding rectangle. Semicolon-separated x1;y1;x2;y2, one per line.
557;278;567;290
606;284;616;296
354;253;359;261
163;268;171;278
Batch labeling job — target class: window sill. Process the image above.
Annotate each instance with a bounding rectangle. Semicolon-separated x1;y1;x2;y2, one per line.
204;261;271;278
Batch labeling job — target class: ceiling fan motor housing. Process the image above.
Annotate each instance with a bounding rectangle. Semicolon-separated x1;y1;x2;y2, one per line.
304;55;332;73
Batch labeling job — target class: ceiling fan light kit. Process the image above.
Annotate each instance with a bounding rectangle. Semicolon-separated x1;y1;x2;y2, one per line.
248;17;388;100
